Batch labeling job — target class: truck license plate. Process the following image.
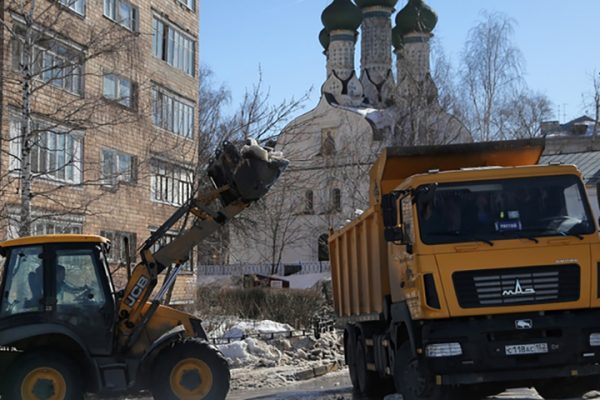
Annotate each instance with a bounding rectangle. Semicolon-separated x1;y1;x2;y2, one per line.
505;343;548;356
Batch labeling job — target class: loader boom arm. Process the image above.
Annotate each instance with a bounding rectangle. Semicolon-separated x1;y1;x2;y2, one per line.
115;140;287;349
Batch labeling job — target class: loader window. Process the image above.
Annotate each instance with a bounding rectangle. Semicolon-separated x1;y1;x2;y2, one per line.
417;175;595;245
1;246;44;316
56;249;106;307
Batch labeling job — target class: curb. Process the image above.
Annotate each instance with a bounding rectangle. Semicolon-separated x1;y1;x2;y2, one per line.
293;361;343;381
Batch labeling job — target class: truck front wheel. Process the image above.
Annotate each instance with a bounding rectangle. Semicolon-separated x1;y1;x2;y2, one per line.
536;377;596;399
394;343;457;400
151;338;230;400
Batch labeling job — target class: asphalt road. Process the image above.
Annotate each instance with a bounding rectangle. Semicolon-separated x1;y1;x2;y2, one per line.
227;370;600;400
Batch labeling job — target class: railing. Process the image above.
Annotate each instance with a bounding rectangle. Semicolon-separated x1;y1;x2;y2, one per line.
196;261;331;276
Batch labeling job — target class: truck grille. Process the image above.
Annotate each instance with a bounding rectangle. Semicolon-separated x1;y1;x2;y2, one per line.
453;265;580;308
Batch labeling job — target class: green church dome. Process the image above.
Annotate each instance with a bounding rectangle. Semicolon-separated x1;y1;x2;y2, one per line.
394;0;437;36
319;28;330;50
391;25;404;50
354;0;398;9
322;0;363;32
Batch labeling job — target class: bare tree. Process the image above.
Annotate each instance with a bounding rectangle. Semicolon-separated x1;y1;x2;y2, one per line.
583;70;600;137
0;0;144;236
196;65;311;267
497;90;553;138
459;12;524;141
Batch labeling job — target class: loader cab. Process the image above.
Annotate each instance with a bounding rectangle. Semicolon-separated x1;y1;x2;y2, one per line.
0;235;117;355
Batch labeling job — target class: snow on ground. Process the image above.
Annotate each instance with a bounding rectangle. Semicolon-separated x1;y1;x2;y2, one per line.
205;318;344;392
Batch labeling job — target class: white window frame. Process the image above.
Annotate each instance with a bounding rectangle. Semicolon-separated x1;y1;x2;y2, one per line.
152;16;195;76
150;159;193;206
59;0;85;15
103;0;138;31
177;0;195;11
150;230;194;273
12;34;84;96
151;84;194;139
101;148;135;187
100;230;136;263
9;115;83;184
103;73;134;108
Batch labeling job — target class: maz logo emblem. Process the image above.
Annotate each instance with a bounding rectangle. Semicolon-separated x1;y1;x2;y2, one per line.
502;279;535;296
515;319;533;330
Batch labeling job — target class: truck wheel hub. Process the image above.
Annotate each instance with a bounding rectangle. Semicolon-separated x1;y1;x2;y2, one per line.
170;358;213;399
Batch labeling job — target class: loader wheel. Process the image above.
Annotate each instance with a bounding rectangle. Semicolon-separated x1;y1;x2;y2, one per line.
151;338;230;400
4;351;82;400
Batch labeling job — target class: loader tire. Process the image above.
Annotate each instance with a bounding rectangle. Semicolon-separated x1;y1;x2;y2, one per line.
4;350;83;400
151;338;230;400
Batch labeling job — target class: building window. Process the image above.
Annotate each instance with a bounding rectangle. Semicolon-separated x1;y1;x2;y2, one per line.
103;73;134;108
321;128;336;156
60;0;85;15
304;190;314;214
103;0;138;31
152;17;195;76
12;33;83;95
32;219;82;235
151;159;193;206
331;188;341;213
101;148;135;187
100;230;136;263
9;117;83;184
177;0;195;10
151;231;194;273
151;85;194;138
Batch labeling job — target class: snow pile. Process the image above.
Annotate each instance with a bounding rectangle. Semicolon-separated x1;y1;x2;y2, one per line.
223;319;294;339
205;318;344;391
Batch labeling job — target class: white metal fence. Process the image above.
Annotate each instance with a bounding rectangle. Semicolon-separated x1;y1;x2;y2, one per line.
196;261;331;276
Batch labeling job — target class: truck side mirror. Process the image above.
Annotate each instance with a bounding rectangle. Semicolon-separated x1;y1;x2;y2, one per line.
382;193;404;242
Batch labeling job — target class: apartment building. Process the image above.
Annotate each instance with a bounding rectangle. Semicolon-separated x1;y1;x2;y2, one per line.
0;0;200;303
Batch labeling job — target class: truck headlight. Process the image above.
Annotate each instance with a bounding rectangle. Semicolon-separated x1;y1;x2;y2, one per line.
426;342;462;357
589;333;600;347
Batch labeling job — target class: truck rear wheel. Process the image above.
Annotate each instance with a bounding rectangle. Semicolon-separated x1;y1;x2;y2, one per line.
394;343;457;400
355;339;380;395
151;338;230;400
344;328;360;390
4;351;83;400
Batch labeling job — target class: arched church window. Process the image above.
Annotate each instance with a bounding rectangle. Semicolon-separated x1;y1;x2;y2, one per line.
321;128;336;156
304;190;314;214
318;233;329;262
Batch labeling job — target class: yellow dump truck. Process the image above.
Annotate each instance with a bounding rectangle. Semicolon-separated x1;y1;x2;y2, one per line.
329;139;600;400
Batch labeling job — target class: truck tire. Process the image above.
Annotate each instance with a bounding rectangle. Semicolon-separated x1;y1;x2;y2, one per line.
4;350;83;400
536;377;596;399
393;343;457;400
355;339;380;395
344;328;360;390
151;338;230;400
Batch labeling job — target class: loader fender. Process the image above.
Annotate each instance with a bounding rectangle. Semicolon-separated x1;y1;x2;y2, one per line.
136;325;187;384
0;323;101;389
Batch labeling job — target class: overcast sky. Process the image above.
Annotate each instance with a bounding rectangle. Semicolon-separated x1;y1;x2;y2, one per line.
200;0;599;122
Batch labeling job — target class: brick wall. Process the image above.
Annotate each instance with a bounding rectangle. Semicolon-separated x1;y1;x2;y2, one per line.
0;0;201;304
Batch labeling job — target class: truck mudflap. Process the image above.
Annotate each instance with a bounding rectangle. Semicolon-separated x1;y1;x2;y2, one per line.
418;309;600;385
207;139;289;206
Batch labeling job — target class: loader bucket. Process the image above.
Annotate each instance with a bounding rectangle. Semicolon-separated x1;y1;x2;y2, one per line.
207;140;289;205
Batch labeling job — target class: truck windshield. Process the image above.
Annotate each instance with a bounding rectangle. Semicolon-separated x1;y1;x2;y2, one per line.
417;175;595;245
